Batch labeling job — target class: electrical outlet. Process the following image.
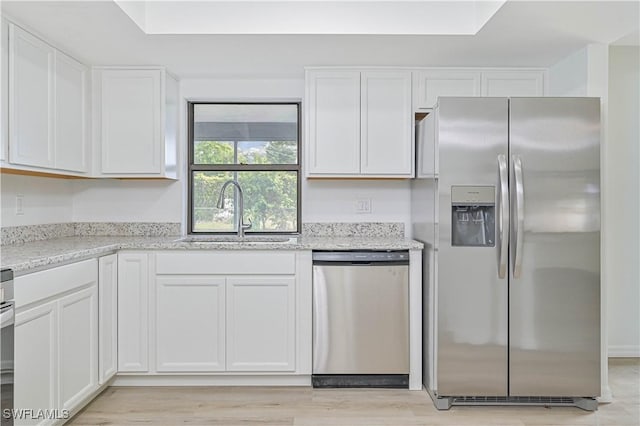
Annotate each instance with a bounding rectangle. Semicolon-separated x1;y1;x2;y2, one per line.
15;194;24;215
354;198;371;214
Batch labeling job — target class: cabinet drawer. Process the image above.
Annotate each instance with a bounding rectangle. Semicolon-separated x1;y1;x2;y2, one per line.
15;259;98;308
155;251;296;275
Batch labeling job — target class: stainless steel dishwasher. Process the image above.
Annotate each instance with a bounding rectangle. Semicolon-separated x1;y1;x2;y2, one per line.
312;251;409;388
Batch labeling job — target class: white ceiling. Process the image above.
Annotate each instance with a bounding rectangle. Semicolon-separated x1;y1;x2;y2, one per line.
1;0;638;79
113;1;506;35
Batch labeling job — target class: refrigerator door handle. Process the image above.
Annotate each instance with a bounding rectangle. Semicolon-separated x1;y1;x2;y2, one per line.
497;154;509;279
512;155;525;278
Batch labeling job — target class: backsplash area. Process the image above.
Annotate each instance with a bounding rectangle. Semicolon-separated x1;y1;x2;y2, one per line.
1;222;181;245
302;222;404;237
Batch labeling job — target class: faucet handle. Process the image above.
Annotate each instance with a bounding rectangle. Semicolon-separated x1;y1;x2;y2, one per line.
242;218;253;231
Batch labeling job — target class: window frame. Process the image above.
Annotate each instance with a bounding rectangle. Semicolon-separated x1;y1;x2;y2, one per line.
187;101;302;235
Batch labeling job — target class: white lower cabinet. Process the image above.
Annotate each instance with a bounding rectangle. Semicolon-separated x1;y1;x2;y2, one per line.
117;252;149;372
14;259;98;425
153;273;297;373
155;276;226;372
14;301;57;426
58;287;98;411
226;277;296;372
116;251;311;377
98;254;118;384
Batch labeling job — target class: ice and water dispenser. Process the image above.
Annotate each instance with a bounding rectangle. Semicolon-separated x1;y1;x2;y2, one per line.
451;186;495;247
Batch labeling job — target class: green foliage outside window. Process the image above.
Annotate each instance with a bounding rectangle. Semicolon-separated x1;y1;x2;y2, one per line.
192;141;297;232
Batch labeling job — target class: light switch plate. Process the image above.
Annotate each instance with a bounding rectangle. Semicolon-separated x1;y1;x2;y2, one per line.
15;194;24;215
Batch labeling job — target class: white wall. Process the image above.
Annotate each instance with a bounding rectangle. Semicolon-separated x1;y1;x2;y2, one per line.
548;47;588;96
606;45;640;357
71;179;182;223
549;44;640;359
304;179;411;231
0;174;74;226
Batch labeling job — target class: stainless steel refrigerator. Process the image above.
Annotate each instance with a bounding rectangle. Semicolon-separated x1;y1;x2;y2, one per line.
411;97;601;411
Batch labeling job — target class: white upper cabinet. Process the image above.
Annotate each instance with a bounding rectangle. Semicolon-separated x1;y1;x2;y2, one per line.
92;67;178;178
306;70;360;175
7;22;88;174
413;70;481;110
306;68;413;178
481;71;545;97
54;51;87;173
1;19;9;162
8;24;54;169
361;71;413;176
416;112;437;178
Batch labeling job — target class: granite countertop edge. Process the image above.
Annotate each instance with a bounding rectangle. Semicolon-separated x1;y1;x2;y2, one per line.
1;235;424;275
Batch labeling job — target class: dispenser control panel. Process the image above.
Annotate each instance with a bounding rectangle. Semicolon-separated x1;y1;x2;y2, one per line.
451;186;495;205
451;185;496;247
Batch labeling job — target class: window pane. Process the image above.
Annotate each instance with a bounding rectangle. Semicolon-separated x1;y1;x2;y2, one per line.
192;171;298;233
193;140;234;164
193;104;298;165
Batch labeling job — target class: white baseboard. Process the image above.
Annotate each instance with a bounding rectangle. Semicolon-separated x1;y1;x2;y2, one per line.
608;345;640;357
112;374;312;386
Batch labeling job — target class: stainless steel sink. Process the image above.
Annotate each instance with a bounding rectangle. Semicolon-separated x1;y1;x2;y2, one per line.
176;235;294;243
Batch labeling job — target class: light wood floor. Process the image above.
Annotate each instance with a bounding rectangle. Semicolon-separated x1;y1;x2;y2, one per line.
69;358;639;426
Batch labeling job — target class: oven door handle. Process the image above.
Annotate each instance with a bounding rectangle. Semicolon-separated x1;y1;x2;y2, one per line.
1;302;14;328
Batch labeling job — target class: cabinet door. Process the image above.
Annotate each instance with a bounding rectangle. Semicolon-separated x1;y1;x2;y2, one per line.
98;254;118;384
99;69;162;174
413;70;481;110
361;71;413;176
54;51;87;172
1;19;8;162
416;112;436;178
15;301;57;426
306;70;360;175
117;253;149;372
8;24;54;168
58;286;98;412
156;276;226;372
226;277;295;371
481;71;544;97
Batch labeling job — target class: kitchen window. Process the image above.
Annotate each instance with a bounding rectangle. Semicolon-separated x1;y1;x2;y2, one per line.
187;102;301;234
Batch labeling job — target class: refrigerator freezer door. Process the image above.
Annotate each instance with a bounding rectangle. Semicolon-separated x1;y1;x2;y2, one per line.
436;97;509;396
509;98;601;397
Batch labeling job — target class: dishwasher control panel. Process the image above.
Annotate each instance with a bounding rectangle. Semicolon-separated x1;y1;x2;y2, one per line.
312;251;409;263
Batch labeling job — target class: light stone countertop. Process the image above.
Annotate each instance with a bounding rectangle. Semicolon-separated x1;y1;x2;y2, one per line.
0;235;424;275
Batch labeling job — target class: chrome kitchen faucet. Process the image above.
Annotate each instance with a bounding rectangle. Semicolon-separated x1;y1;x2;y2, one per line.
216;180;252;237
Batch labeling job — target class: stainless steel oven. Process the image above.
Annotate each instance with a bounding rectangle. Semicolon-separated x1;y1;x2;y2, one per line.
1;269;14;426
